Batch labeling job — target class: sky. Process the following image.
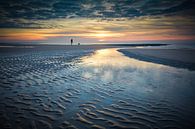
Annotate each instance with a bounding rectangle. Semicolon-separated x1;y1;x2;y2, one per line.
0;0;195;44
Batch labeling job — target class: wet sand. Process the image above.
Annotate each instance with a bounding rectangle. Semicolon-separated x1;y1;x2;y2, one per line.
0;45;114;55
0;43;166;54
0;46;195;129
119;48;195;70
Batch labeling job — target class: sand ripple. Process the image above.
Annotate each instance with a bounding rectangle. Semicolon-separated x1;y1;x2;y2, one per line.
0;49;195;129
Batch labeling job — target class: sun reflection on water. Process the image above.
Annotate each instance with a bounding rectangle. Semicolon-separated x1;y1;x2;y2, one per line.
80;48;172;85
81;48;166;69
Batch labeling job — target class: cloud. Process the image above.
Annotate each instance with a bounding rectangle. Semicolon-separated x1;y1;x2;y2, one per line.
0;0;195;43
0;0;195;28
1;15;195;43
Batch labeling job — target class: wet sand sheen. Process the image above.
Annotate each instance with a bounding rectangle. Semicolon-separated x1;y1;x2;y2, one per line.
0;47;195;129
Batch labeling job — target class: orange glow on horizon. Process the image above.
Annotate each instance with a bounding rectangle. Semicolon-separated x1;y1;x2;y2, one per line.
0;16;195;42
1;32;195;42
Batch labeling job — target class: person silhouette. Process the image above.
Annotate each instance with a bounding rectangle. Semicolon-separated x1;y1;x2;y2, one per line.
71;39;73;45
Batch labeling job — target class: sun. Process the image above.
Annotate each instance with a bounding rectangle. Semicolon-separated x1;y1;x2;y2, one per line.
88;31;114;38
99;39;105;42
94;33;110;38
86;31;124;40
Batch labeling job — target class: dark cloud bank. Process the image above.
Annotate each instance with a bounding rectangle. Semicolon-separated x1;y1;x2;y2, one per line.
0;0;195;28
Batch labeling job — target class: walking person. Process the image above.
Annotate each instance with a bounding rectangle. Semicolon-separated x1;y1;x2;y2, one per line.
71;38;73;45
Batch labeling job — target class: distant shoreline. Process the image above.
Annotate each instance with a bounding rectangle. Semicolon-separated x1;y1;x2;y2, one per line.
0;43;168;47
0;43;167;54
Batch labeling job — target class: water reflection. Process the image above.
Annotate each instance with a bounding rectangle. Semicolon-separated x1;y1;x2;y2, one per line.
80;48;195;101
81;48;166;69
81;48;172;85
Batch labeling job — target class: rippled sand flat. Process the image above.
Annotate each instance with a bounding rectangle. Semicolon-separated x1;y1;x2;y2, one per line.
0;47;195;129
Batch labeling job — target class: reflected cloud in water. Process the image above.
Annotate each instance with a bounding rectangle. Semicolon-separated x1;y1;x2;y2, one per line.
81;49;166;69
81;48;170;83
80;48;195;102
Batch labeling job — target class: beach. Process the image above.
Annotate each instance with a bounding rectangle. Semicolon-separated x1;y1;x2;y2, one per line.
0;44;195;129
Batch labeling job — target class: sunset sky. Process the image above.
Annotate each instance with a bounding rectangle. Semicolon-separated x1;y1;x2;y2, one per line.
0;0;195;44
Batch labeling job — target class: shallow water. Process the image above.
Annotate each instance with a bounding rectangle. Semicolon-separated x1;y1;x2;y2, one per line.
0;48;195;129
